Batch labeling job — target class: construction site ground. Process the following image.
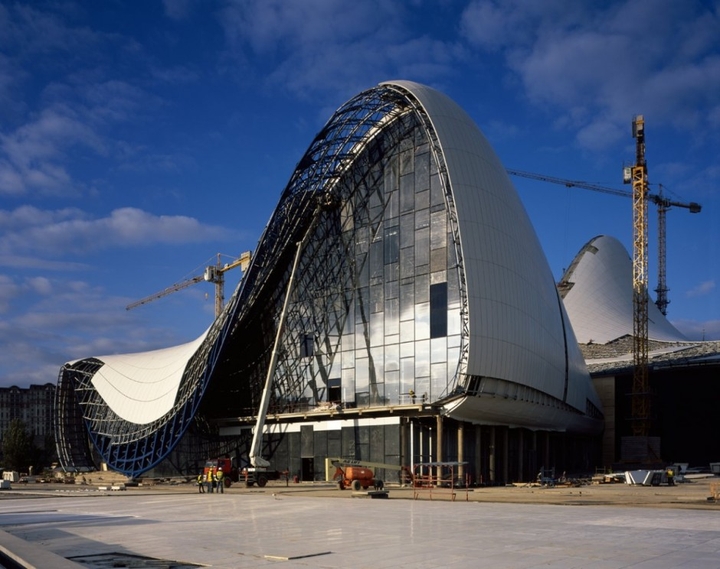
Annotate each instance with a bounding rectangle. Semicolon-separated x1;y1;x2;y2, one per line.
1;475;719;568
131;472;720;509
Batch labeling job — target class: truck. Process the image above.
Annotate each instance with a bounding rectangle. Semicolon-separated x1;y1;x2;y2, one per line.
203;457;239;488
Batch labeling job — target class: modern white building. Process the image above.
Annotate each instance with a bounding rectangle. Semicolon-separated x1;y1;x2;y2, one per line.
56;81;604;483
560;235;688;344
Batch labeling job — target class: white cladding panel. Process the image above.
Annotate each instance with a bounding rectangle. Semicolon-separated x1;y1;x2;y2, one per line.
91;330;208;424
389;81;597;412
562;235;687;344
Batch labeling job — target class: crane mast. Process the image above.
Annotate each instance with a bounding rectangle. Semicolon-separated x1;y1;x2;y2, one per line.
628;115;650;438
505;171;700;316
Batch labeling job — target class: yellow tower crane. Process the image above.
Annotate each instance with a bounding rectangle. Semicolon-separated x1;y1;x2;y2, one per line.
506;166;701;316
625;115;651;438
125;251;252;318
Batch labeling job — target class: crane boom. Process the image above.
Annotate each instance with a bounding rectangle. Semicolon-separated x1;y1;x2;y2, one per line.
125;275;205;310
125;251;252;317
506;169;700;314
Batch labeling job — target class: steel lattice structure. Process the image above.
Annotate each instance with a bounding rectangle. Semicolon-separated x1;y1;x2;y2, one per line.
56;83;470;477
56;81;603;479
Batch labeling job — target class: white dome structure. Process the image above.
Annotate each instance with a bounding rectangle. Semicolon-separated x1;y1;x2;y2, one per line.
559;235;687;344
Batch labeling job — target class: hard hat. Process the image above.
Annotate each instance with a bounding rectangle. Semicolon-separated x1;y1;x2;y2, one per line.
218;468;222;471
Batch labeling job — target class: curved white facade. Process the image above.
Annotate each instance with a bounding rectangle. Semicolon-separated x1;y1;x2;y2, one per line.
57;80;604;478
560;235;687;344
391;82;601;432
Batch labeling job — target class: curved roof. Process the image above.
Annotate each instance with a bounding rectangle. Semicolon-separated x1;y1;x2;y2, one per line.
56;80;604;476
560;235;687;344
387;81;601;428
90;331;208;424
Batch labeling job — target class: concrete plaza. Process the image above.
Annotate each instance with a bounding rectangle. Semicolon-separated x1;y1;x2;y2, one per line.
1;480;720;568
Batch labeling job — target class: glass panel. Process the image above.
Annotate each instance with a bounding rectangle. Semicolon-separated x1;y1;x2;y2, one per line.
385;343;399;372
415;226;429;267
371;283;384;313
400;283;414;320
370;240;383;282
415;152;430;192
430;210;446;249
385;371;400;406
414;273;429;303
384;226;399;264
370;315;383;346
415;189;429;210
342;368;355;403
430;173;444;207
400;340;414;358
371;346;383;377
342;349;355;368
400;148;413;175
400;247;415;280
386;190;399;223
400;213;414;248
448;309;461;336
400;358;414;395
431;362;447;399
355;357;369;392
385;297;399;335
431;337;447;363
385;280;398;299
400;319;415;342
411;378;427;404
400;174;414;212
430;248;446;272
415;339;429;377
415;208;429;230
430;282;448;338
384;156;398;192
415;301;430;340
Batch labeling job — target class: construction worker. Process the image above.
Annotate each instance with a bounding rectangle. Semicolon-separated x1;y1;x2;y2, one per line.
197;472;205;493
667;467;675;486
216;468;224;493
207;470;214;493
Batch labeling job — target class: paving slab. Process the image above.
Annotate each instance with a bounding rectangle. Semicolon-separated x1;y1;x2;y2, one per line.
0;479;719;568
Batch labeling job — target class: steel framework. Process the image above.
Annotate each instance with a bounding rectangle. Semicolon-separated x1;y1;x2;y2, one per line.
56;84;470;478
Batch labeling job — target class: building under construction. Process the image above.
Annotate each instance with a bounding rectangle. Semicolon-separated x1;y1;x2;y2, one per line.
54;81;716;484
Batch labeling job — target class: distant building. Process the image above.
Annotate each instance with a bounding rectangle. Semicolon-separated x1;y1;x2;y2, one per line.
0;383;55;450
561;235;720;468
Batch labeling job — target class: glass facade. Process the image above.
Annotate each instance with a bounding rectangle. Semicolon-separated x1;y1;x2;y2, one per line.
203;88;466;417
56;83;470;477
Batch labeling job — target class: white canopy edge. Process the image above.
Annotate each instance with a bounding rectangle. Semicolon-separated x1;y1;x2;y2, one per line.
90;329;209;425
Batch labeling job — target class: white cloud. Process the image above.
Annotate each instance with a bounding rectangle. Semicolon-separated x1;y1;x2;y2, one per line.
0;206;235;256
459;0;720;150
163;0;195;20
686;280;716;298
218;0;457;100
0;274;21;313
672;318;720;341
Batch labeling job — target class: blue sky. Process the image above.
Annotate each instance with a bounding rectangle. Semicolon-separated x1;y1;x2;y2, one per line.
1;0;719;388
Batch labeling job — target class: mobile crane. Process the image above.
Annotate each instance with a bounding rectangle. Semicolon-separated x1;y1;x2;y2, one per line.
242;204;326;487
